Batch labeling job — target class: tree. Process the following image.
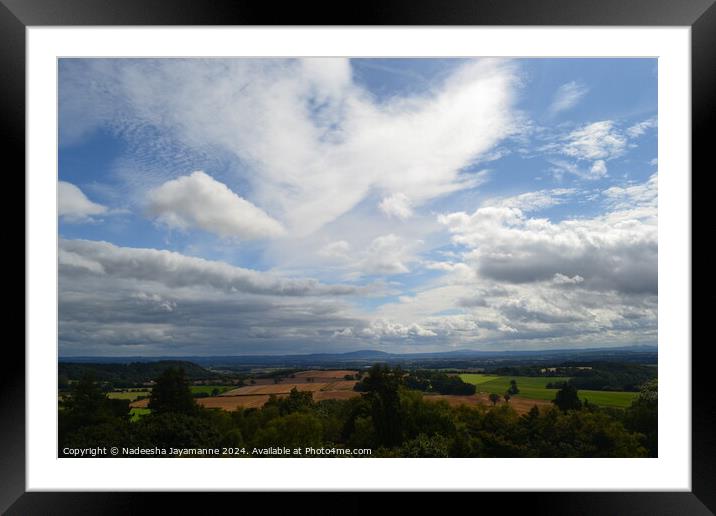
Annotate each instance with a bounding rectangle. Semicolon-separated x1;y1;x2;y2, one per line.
361;364;405;447
147;367;198;415
489;393;501;406
623;379;657;457
277;387;314;415
400;433;450;457
61;372;110;425
254;412;323;450
553;383;582;412
59;373;130;450
508;379;519;395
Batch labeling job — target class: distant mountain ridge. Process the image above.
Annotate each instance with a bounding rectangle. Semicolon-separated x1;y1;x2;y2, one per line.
60;345;657;365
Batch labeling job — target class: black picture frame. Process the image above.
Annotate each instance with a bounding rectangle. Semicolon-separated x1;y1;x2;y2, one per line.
5;0;713;513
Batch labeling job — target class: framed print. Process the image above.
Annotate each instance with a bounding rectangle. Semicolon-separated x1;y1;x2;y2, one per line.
5;0;714;513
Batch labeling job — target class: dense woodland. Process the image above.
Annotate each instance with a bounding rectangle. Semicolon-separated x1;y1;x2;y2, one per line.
58;360;226;389
59;364;657;458
493;362;657;392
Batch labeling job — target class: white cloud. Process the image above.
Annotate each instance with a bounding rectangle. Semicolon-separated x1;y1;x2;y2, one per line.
627;117;657;138
439;175;657;294
58;181;107;222
379;193;413;220
59;238;357;297
553;273;584;285
590;159;608;178
561;121;627;161
360;234;412;275
485;188;575;212
603;173;657;211
318;240;351;260
146;171;284;239
61;58;520;237
357;319;437;338
548;81;588;115
548;158;607;181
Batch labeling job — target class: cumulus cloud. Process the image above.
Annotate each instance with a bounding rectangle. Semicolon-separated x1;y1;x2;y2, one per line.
548;81;588;115
146;171;284;239
553;273;585;285
58;181;107;222
439;174;657;294
360;234;413;275
348;319;437;339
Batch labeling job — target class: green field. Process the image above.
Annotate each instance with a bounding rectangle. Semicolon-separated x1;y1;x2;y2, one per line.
458;373;502;385
459;374;638;409
107;391;150;401
189;385;234;395
129;408;151;422
574;390;638;408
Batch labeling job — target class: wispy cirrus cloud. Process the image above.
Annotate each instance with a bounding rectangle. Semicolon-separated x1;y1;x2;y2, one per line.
548;80;588;115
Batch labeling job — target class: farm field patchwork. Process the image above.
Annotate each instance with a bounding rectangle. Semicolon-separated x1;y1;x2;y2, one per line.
292;370;358;379
459;374;638;409
107;391;150;401
128;377;362;412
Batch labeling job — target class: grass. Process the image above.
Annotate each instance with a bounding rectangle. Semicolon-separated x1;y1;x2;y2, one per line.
459;374;638;409
189;385;235;395
129;408;151;422
576;390;638;409
458;373;501;385
107;391;150;401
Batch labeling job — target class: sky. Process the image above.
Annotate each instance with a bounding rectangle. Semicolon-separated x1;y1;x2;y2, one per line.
58;58;658;356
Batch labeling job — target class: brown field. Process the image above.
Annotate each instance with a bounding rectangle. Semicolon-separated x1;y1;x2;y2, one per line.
292;370;358;379
129;383;551;415
198;395;276;410
313;390;361;402
324;380;358;390
423;393;553;415
221;382;332;396
130;388;359;411
221;379;357;396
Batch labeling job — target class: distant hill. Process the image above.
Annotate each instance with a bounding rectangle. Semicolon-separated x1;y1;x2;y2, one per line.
58;360;221;386
60;345;657;370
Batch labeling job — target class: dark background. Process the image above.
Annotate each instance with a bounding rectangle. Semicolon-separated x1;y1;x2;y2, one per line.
4;0;713;513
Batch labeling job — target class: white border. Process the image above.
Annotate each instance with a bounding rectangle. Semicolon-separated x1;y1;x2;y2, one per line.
27;27;691;491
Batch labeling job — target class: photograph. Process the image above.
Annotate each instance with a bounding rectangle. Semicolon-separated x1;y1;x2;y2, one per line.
57;56;659;459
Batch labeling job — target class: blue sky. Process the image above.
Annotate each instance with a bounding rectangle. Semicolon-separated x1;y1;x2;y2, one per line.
58;58;657;356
